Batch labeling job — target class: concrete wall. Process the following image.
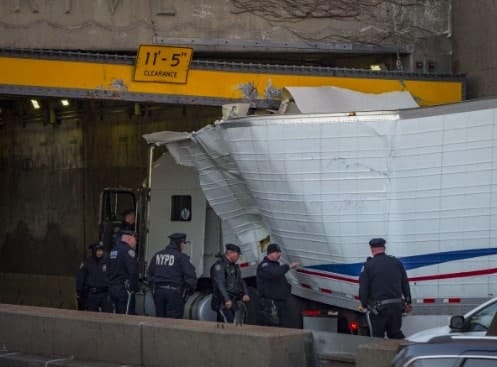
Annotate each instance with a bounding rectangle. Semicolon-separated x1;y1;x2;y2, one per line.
0;115;84;276
0;303;314;367
0;0;452;72
0;102;218;287
0;303;410;367
452;0;497;98
0;273;77;308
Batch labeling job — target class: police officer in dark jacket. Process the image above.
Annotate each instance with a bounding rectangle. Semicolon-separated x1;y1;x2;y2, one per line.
210;244;250;323
76;241;112;312
147;233;197;318
359;238;412;339
107;230;139;314
112;209;136;247
256;243;299;327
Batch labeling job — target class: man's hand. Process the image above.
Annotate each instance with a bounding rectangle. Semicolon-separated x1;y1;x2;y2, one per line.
404;303;413;313
225;300;233;309
358;305;366;313
242;295;250;302
289;262;299;269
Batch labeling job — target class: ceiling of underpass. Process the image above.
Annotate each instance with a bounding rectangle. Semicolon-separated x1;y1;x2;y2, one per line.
0;96;189;127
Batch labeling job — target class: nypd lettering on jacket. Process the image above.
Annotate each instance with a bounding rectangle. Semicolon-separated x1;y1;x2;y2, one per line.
147;244;197;291
156;254;175;266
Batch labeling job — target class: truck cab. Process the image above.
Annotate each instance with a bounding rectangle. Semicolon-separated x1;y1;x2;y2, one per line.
98;152;259;321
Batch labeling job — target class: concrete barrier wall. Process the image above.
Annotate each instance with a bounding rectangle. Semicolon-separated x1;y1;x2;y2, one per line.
0;304;313;367
0;304;141;365
312;330;405;367
356;339;404;367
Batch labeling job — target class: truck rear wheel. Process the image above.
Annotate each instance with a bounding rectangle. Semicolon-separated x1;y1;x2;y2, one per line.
183;291;217;321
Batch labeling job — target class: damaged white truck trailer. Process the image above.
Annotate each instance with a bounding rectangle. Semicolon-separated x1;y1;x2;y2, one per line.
103;90;497;335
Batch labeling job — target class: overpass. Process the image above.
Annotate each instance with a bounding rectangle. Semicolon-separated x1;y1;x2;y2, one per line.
0;47;465;108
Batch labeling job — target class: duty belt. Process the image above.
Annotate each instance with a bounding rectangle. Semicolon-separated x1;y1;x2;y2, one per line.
88;287;108;294
373;298;403;306
157;284;179;290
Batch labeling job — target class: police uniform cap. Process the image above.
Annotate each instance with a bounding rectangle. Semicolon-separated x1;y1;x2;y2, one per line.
168;232;187;242
267;243;282;254
369;238;386;248
121;229;137;237
225;243;241;254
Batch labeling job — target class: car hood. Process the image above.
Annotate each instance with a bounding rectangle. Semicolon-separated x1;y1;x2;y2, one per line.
407;326;452;342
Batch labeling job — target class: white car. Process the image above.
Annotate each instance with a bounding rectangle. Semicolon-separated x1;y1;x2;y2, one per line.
408;297;497;342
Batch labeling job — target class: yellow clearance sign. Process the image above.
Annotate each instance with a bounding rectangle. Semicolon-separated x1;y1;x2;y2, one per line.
134;45;193;84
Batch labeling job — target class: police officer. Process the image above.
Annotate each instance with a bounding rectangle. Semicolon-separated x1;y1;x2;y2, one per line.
147;233;197;318
359;238;412;339
76;241;112;312
120;209;136;231
107;230;139;314
256;243;299;327
112;209;136;247
210;244;250;323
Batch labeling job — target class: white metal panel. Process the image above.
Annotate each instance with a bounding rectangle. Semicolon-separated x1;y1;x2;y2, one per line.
146;154;208;276
283;86;418;113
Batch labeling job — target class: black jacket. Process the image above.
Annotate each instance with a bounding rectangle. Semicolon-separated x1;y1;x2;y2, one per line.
359;252;411;307
211;256;248;307
76;255;108;296
256;256;292;300
147;244;197;291
106;241;139;291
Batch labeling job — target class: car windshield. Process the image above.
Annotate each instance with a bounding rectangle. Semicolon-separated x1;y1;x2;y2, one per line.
466;300;497;332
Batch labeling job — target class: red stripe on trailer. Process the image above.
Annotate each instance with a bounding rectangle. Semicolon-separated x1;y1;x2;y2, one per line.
297;268;359;283
320;288;332;294
301;283;312;289
423;298;436;303
298;266;497;284
409;267;497;281
354;295;360;300
239;262;249;268
448;298;461;303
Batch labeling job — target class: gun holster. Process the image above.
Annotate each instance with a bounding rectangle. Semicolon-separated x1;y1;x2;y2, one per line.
367;304;380;316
